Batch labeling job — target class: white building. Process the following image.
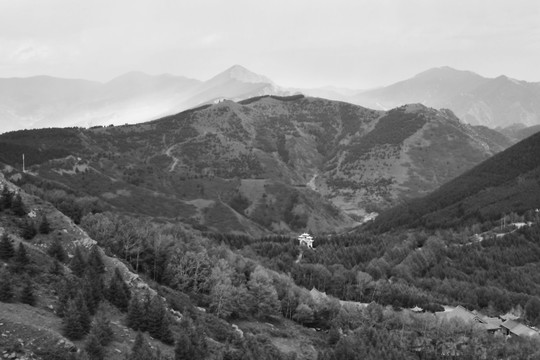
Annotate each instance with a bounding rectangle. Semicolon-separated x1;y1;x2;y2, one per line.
298;233;314;248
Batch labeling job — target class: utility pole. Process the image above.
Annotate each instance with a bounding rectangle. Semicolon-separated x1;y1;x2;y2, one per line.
22;153;25;173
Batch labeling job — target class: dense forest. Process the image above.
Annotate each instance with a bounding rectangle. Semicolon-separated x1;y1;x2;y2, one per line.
3;139;540;358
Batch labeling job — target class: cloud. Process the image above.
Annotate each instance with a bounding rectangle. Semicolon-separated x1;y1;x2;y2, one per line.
10;44;52;62
199;33;224;47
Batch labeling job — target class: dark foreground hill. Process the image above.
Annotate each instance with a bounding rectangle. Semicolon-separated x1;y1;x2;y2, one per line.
371;131;540;231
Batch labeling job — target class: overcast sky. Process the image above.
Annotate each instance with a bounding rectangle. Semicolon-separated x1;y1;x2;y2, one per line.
0;0;539;88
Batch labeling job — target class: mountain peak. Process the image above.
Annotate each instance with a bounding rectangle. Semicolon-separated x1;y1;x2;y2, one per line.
216;64;274;84
413;66;481;80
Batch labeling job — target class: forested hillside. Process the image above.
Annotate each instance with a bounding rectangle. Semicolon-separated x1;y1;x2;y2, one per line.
3;168;540;359
371;131;540;231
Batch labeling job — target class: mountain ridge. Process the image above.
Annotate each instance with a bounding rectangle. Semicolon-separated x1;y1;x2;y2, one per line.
0;96;515;234
4;65;540;134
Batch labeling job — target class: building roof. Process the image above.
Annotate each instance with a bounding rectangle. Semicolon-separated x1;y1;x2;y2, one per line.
436;305;485;324
502;320;539;337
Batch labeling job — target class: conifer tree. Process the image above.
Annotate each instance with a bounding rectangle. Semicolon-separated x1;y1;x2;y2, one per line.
147;297;173;344
106;268;130;311
75;293;92;334
91;307;114;346
127;295;144;331
70;246;87;277
13;243;30;272
15;242;29;265
0;232;14;260
0;276;14;303
0;186;13;209
174;318;207;360
11;193;26;217
49;259;64;276
84;333;104;360
63;299;85;340
88;246;105;273
39;214;51;234
20;281;36;306
83;267;104;315
20;218;37;240
47;238;67;262
129;332;155;360
56;291;70;318
174;332;193;360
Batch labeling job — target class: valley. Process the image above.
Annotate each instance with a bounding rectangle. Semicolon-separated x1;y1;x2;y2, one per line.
1;76;540;360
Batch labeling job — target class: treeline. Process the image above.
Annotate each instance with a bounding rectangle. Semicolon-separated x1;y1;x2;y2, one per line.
213;223;540;324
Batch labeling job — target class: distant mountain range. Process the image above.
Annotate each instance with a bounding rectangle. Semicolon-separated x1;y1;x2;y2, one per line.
0;96;515;234
2;65;540;134
352;67;540;129
0;65;292;134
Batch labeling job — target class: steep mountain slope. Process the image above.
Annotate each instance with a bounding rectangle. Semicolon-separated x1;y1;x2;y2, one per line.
0;65;290;134
355;67;540;128
0;172;171;359
0;96;513;234
371;131;540;231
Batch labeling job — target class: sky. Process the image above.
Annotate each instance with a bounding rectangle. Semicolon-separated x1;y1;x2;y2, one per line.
0;0;539;89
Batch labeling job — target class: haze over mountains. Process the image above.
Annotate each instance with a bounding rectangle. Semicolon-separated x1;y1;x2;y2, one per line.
354;66;540;129
2;65;540;135
0;65;291;134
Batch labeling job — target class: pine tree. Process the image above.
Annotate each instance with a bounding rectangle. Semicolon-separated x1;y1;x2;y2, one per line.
11;193;26;217
47;238;67;262
49;259;64;276
0;186;13;209
88;246;105;273
0;276;14;303
70;246;87;277
84;333;104;360
174;332;193;360
147;297;173;344
75;293;92;334
106;268;130;311
129;332;155;360
174;318;207;360
56;291;70;318
63;299;85;340
90;307;114;346
13;242;30;272
20;281;36;306
0;233;14;260
83;267;104;315
127;295;144;331
39;214;51;234
20;218;37;240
